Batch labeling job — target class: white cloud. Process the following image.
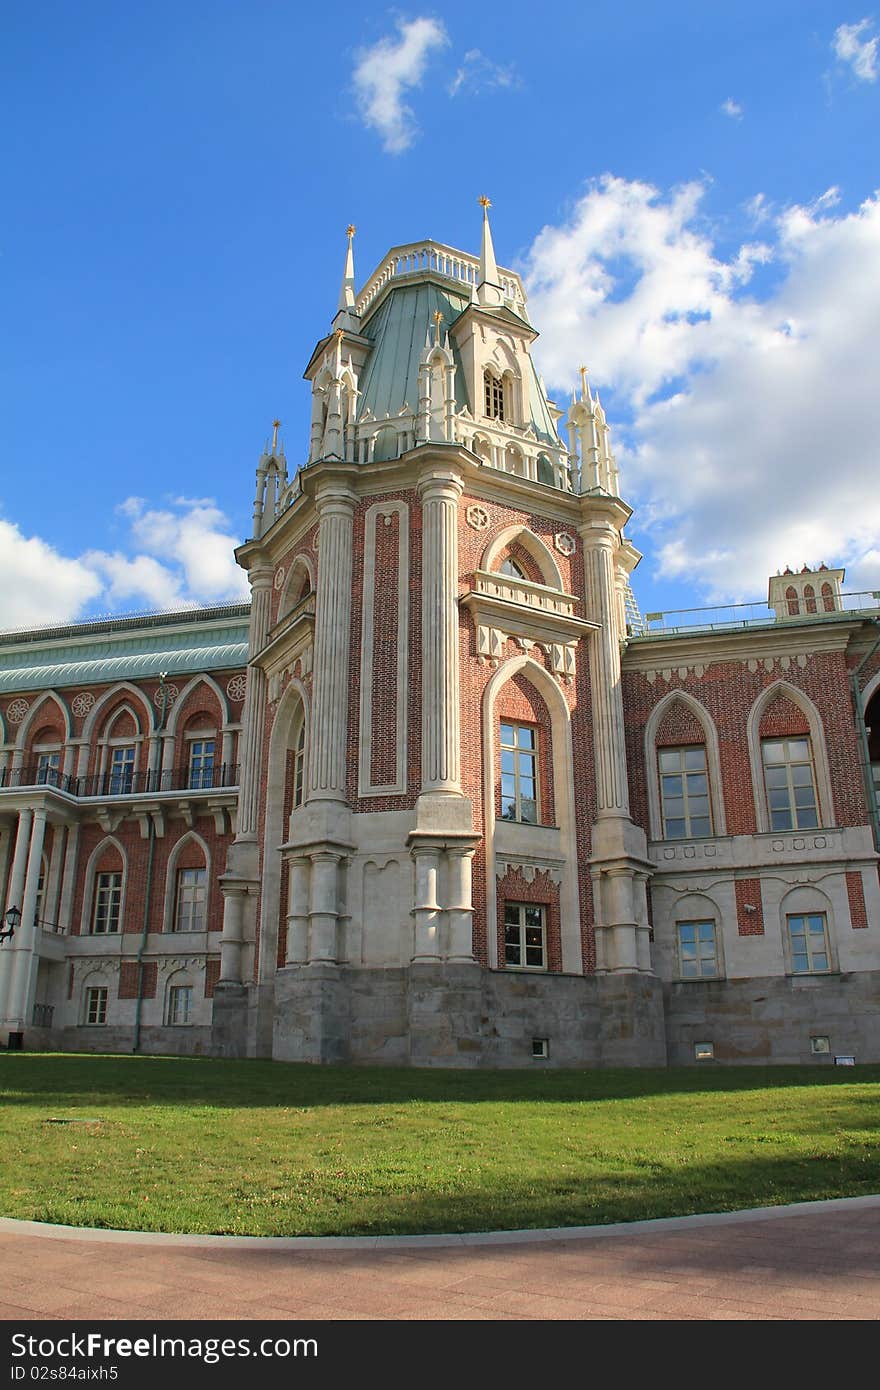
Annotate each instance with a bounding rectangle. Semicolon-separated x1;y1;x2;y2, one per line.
523;176;880;603
352;17;448;154
449;49;518;98
833;18;879;81
720;97;743;119
0;497;248;631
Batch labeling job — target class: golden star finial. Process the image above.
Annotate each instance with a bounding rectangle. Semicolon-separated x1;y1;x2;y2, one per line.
271;419;281;450
346;224;356;238
335;327;344;340
433;310;443;324
478;195;492;209
579;365;589;398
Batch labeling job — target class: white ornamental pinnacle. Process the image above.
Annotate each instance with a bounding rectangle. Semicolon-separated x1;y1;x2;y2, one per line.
226;674;247;703
71;691;96;718
153;683;179;708
555;531;576;557
274;567;286;591
6;698;30;724
466;504;490;531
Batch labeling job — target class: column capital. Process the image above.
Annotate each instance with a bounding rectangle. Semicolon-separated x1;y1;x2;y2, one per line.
314;482;358;517
416;468;464;502
576;516;619;550
248;563;275;591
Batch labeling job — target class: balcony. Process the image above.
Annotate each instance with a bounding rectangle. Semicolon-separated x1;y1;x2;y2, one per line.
460;571;598;679
0;764;240;799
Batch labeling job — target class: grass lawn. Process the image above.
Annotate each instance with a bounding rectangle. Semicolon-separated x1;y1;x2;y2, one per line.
1;1053;879;1237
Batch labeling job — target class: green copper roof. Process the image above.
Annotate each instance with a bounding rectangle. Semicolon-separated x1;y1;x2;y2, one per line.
358;280;470;422
0;611;249;695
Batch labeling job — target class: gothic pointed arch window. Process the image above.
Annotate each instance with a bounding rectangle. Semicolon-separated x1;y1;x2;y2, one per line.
499;556;527;580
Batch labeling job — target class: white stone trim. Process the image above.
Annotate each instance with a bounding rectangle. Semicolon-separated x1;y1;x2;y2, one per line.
358;500;409;797
481;654;581;973
277;553;316;621
80;682;155;743
258;676;310;985
747;680;835;834
165;673;231;737
480;525;564;591
862;668;880;709
13;691;72;753
644;690;727;841
777;882;838;974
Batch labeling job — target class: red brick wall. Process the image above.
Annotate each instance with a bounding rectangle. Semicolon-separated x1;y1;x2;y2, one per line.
204;958;221;997
370;510;401;788
735;878;765;936
623;651;869;837
846;870;868;929
656;701;706;747
118;961;157;999
759;693;810;738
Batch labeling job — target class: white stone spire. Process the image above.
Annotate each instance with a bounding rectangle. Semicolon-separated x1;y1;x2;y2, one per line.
333;225;359;332
477;196;504;308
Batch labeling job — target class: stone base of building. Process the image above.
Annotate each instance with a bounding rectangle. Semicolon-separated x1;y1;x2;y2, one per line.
664;971;880;1065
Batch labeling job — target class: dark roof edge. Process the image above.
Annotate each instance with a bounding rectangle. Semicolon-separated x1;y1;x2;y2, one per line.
0;603;252;649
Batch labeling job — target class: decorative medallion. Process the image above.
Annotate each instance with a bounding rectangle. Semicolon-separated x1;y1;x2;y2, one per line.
6;698;29;725
226;673;247;703
153;683;179;709
554;531;576;556
466;504;490;532
273;567;286;592
71;691;96;719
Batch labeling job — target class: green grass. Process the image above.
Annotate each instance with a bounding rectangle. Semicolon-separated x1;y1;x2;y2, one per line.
1;1054;879;1236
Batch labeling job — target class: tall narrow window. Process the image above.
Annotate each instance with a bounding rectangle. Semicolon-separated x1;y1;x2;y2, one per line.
761;738;818;831
787;913;831;973
500;722;539;823
188;739;215;790
109;745;135;795
167;985;193;1025
85;986;108;1025
484;370;505;421
92;872;122;934
293;722;306;809
503;903;547;970
677;921;719;978
175;867;207;932
658;746;712;838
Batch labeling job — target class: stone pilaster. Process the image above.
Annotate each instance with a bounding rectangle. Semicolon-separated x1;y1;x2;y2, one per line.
446;847;476;962
308;485;357;801
236;563;273;839
0;809;32;1025
412;846;442;961
285;856;310;965
418;470;463;794
580;519;629;818
7;807;47;1030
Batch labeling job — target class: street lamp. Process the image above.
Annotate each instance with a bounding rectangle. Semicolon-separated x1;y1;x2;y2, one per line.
0;905;22;943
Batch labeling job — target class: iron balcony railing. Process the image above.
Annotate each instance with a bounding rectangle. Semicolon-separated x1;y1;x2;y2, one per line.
640;590;880;637
0;764;240;798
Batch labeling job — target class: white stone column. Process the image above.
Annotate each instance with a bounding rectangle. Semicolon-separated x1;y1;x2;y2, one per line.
57;822;80;937
308;852;342;963
308;486;357;801
419;471;463;794
236;564;274;837
580;520;630;818
446;847;475;962
218;882;248;985
411;847;442;961
7;808;47;1029
0;809;32;1024
285;857;310;965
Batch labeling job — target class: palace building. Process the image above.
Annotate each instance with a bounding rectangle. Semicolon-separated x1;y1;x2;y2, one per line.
2;208;879;1066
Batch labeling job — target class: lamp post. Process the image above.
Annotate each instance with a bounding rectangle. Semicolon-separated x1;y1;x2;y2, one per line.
0;905;21;943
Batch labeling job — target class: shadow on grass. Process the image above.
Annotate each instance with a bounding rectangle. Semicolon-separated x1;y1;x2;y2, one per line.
2;1053;880;1112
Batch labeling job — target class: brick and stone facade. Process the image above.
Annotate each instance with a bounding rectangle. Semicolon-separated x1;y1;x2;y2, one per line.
2;216;879;1066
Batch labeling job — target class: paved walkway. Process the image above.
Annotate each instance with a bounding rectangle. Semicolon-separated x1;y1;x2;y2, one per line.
1;1196;879;1321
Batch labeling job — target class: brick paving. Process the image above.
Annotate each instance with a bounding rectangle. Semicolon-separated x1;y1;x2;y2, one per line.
1;1197;878;1321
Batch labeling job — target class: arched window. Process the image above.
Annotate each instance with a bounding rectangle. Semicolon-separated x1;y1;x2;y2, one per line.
499;556;527;580
804;584;817;614
293;718;306;809
484;369;505;422
536;454;555;486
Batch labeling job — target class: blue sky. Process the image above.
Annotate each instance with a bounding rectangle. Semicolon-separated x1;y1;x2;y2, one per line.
3;1;879;626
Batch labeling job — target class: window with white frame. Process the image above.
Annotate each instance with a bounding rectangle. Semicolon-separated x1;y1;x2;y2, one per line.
109;745;135;794
293;721;306;810
500;722;539;823
174;867;207;932
167;984;194;1025
85;986;108;1025
787;913;831;974
761;738;819;831
92;872;122;934
676;921;719;979
36;750;61;785
188;738;215;790
658;746;712;838
503;902;547;970
499;556;527;579
484;370;505;422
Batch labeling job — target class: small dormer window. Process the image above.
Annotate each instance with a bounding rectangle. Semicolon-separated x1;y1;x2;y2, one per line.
484;370;505;422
